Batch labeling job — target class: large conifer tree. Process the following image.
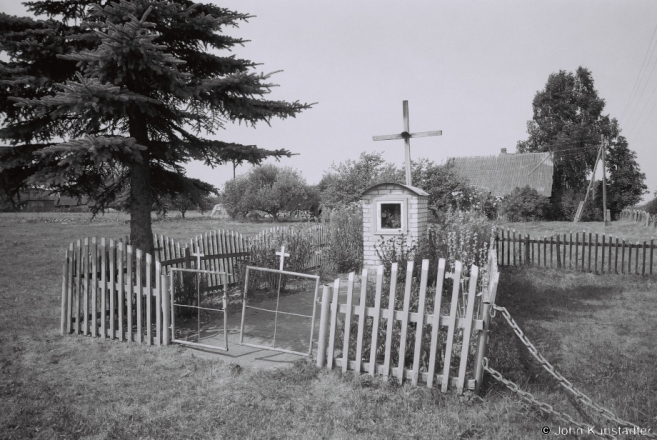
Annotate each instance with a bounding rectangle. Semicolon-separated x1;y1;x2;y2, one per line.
0;0;312;252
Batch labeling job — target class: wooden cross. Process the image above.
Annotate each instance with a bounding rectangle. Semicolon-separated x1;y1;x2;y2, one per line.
191;251;204;269
275;245;290;271
373;100;442;186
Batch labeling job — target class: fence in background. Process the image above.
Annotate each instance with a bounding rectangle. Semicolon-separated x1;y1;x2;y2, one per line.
621;208;657;229
315;248;499;394
496;228;655;276
155;225;329;285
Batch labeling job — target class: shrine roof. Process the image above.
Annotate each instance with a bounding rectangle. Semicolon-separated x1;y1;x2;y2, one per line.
362;183;429;197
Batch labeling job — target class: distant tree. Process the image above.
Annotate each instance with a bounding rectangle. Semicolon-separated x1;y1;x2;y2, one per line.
223;165;311;221
516;67;646;219
498;186;551;222
411;158;473;217
160;177;216;218
318;152;400;208
222;174;250;219
593;136;648;217
0;0;312;253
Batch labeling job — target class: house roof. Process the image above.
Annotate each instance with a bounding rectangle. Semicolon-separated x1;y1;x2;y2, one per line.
363;183;430;197
448;152;554;197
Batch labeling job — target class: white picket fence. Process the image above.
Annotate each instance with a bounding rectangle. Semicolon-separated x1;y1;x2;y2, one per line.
315;249;499;393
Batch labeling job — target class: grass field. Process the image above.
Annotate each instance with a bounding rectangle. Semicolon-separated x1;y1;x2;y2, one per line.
496;219;656;243
1;214;655;439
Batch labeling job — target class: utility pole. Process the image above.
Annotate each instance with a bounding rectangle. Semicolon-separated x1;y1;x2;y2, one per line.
601;135;608;225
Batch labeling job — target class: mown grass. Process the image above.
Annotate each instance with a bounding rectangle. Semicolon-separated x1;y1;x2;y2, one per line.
1;215;656;439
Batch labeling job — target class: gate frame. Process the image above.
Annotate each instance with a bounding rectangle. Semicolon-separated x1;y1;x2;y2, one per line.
169;267;229;352
239;266;320;357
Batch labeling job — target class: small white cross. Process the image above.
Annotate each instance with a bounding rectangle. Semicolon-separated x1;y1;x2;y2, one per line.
191;251;204;269
275;245;290;271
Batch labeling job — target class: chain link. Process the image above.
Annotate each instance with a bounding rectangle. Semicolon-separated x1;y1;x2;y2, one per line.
488;304;656;439
483;359;616;440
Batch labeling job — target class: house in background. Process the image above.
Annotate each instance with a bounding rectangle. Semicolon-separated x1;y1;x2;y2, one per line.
448;149;554;198
14;189;95;212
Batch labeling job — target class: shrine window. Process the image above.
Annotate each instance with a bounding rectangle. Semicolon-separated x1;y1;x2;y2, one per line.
376;200;405;234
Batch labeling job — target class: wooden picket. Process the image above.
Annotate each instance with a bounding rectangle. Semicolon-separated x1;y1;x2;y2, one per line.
60;238;170;345
316;249;500;394
495;226;656;276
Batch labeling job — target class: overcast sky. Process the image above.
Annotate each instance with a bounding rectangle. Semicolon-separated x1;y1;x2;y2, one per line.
3;1;657;200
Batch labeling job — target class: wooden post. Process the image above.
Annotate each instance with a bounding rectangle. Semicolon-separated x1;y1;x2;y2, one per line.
369;266;384;376
342;272;355;373
574;233;578;270
109;240;115;339
635;242;640;275
501;229;505;266
588;232;592;272
383;264;398;377
162;273;170;346
650;238;654;276
442;261;462;392
316;285;331;368
83;238;89;336
543;236;547;267
91;238;98;338
397;262;414;384
412;260;429;385
475;271;499;393
622;240;626;274
569;232;573;270
427;259;446;389
355;268;369;375
100;239;106;338
556;234;561;268
615;237;619;274
526;234;530;266
563;233;567;270
642;241;647;276
550;235;554;268
61;253;69;336
327;279;340;370
607;235;611;274
512;230;516;266
457;265;478;394
594;233;599;274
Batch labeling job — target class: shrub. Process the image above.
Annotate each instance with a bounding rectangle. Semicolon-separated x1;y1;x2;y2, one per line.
321;204;363;275
234;225;318;299
498;186;550;221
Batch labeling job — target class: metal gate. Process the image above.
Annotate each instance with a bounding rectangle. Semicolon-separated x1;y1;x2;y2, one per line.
169;268;229;351
239;266;320;356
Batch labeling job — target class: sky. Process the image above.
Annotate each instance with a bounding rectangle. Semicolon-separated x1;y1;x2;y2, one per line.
3;1;657;200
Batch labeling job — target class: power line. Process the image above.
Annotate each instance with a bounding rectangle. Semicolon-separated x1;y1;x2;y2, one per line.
621;23;657;121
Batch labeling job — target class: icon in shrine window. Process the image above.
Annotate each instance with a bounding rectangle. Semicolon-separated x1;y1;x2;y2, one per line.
377;201;404;232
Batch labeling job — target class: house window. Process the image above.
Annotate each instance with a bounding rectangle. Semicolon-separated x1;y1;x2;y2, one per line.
376;201;405;234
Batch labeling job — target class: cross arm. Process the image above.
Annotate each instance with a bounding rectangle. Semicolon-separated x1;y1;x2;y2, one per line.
372;130;442;141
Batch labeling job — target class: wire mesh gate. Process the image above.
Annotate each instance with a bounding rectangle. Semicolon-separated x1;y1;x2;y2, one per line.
169;268;229;351
240;266;320;356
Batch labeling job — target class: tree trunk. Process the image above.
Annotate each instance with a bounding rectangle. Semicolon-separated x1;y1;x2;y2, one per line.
129;117;154;255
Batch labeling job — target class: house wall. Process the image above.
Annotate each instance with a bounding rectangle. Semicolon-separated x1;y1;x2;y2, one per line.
362;184;428;268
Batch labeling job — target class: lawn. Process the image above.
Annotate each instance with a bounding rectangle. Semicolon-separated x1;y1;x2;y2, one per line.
1;214;655;439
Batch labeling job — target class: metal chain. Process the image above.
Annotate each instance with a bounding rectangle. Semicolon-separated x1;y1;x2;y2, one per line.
483;359;616;440
489;304;657;439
